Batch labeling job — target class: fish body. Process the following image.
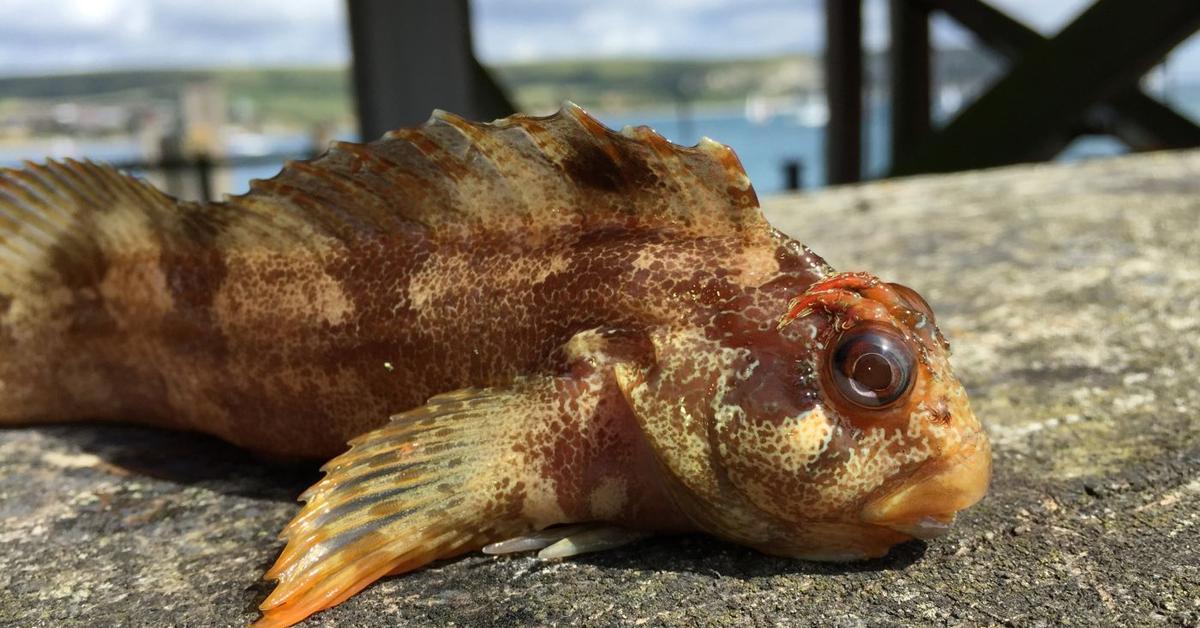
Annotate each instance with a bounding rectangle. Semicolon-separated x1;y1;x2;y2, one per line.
0;104;990;626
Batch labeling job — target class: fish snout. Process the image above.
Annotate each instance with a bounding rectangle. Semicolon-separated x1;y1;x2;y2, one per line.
859;437;992;540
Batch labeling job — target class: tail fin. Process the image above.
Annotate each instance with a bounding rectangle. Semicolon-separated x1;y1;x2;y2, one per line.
0;160;180;422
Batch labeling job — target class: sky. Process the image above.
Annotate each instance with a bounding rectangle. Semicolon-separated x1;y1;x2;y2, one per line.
0;0;1197;79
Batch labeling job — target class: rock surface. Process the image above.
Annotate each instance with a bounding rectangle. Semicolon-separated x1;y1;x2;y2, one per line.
2;150;1198;626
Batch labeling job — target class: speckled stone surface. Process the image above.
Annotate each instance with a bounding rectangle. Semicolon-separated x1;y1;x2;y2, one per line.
2;150;1198;627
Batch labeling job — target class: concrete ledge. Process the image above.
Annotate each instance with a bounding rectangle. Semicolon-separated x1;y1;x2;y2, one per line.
3;150;1198;625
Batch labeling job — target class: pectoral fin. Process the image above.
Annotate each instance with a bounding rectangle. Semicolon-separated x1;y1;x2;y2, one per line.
255;327;680;627
255;383;562;628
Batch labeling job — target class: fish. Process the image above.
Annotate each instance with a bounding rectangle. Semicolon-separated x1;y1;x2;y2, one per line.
0;103;991;627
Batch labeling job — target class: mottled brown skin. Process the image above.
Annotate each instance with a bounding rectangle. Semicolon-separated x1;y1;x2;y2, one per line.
0;105;990;628
0;118;810;461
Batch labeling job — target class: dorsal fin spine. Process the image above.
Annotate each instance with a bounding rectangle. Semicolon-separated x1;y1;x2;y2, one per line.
1;103;765;289
15;165;72;223
0;175;61;246
58;160;115;207
0;161;183;290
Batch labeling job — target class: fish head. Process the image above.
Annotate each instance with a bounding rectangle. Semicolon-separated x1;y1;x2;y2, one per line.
617;271;991;560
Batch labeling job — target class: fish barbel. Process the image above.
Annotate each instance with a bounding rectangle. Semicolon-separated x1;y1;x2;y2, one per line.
0;103;991;626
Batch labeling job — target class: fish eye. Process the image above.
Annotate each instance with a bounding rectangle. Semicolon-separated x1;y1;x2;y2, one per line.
828;325;915;409
888;282;935;323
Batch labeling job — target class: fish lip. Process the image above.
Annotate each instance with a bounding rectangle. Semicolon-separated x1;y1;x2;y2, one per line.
858;434;992;538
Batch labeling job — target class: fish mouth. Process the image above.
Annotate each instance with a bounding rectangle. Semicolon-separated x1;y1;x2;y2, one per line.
859;436;992;540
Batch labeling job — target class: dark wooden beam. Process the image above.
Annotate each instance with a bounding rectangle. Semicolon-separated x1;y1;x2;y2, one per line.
824;0;863;184
889;0;931;165
920;0;1200;153
347;0;514;141
917;0;1034;59
1092;89;1200;152
892;0;1200;176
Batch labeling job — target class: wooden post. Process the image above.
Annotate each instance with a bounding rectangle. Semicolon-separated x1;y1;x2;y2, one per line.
824;0;863;185
889;0;930;166
918;0;1200;154
346;0;514;141
158;133;188;200
783;159;804;191
195;154;213;203
892;0;1200;176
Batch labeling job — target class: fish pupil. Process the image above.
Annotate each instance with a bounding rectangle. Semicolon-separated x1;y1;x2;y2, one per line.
852;353;893;391
827;324;916;409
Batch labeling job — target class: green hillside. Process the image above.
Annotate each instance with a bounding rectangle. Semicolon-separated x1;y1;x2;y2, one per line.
0;68;353;127
0;49;999;128
494;56;821;111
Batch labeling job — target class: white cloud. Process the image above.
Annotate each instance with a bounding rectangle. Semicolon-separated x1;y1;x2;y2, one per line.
1165;33;1200;81
472;0;827;62
0;0;348;76
0;0;1196;86
575;9;670;56
985;0;1092;34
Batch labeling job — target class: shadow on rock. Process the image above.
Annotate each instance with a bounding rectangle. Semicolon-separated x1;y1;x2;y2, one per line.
35;422;319;502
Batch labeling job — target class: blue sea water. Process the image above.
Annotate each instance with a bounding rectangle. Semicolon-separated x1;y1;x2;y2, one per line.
0;108;852;195
4;88;1197;198
591;104;1143;194
584;81;1200;193
592;108;838;193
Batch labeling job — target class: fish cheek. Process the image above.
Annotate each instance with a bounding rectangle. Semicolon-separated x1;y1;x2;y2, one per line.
687;323;850;525
612;329;781;540
719;345;936;529
717;403;844;522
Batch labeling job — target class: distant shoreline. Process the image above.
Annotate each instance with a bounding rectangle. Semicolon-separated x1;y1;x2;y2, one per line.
0;50;1001;128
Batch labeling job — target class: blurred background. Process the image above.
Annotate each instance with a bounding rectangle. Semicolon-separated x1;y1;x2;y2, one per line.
1;0;1198;200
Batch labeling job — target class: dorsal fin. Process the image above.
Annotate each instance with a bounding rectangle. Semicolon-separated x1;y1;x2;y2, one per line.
232;101;768;242
0;159;184;290
0;159;300;293
0;104;767;293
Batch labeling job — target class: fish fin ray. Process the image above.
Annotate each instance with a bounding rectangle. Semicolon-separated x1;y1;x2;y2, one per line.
256;380;575;627
481;523;650;559
0;160;184;290
230;102;768;242
536;525;652;559
1;103;767;288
